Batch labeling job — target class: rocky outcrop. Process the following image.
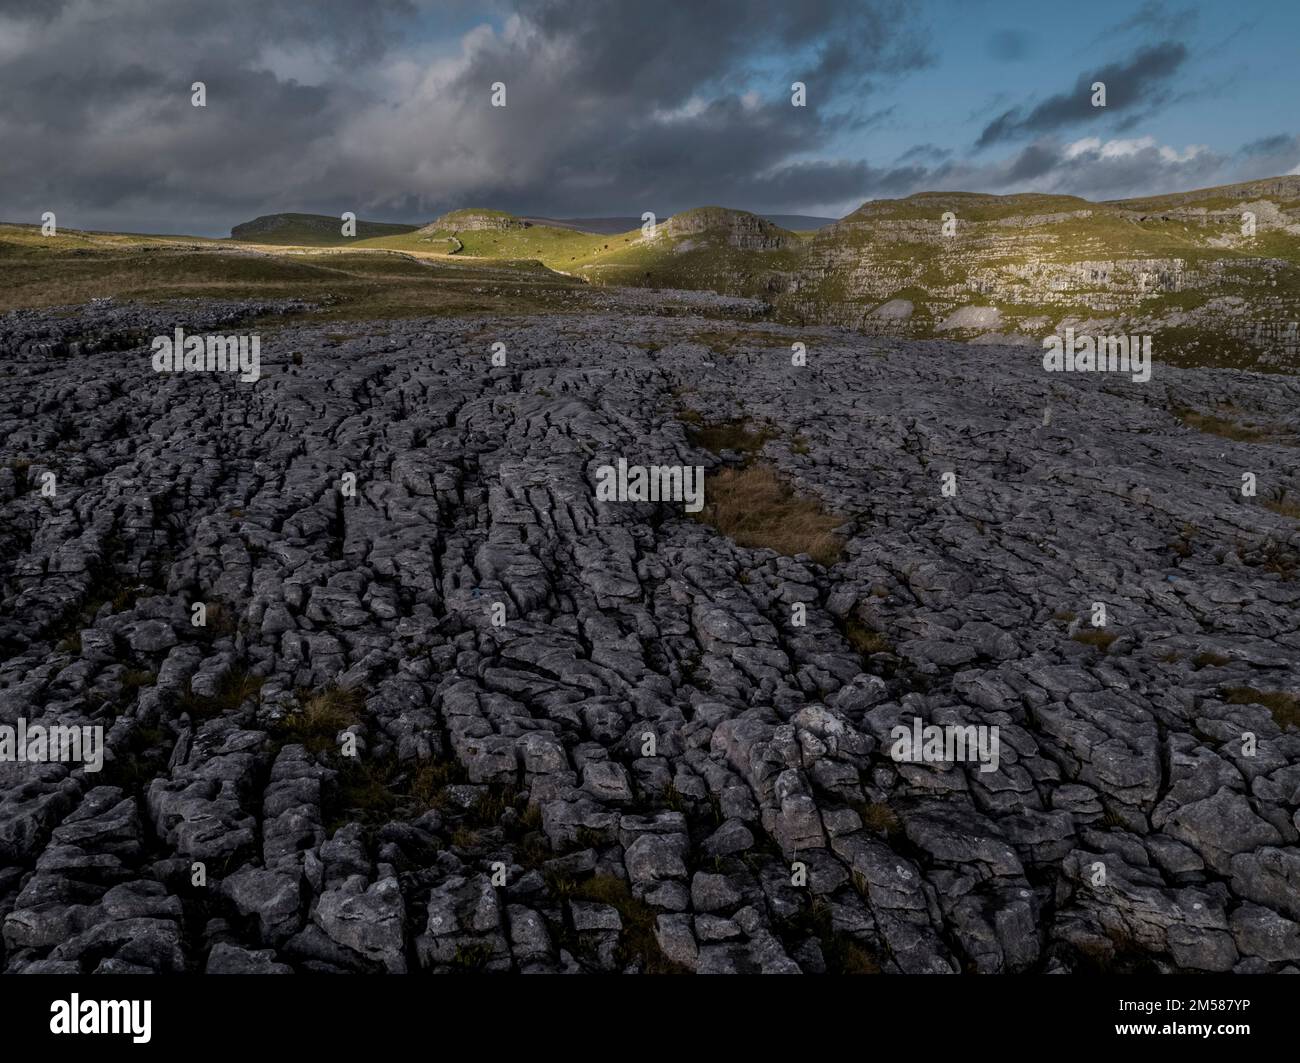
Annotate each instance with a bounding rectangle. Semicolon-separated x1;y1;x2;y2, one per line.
421;210;531;234
666;208;797;250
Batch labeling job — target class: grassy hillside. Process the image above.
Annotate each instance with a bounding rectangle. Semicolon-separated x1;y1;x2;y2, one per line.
347;188;1300;372
357;219;609;265
1107;176;1300;213
353;206;807;297
8;176;1300;370
369;191;1300;369
568;208;805;294
768;179;1300;369
0;223;583;320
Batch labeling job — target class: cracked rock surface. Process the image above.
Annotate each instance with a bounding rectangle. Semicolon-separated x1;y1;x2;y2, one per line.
2;296;1299;974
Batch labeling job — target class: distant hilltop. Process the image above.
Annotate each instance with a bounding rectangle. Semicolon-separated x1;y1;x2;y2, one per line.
230;213;417;244
231;209;837;242
665;206;798;249
418;209;530;234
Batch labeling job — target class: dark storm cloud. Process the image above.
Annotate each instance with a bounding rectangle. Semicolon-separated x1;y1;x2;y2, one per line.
0;0;932;233
521;0;930;102
1230;134;1300;180
1239;134;1300;158
1;0;1282;234
1001;141;1063;182
414;0;933;214
0;0;420;231
976;42;1188;149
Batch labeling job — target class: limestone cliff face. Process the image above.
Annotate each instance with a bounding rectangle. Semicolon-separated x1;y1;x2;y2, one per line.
666;208;797;250
762;179;1300;366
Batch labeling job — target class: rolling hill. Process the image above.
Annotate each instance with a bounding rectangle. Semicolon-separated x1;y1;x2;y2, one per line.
519;213;838;233
9;175;1300;370
230;213;419;245
337;178;1300;370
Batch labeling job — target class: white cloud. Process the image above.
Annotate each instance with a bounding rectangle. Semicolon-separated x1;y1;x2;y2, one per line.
1063;137;1102;159
651;96;710;123
1158;143;1207;163
1063;135;1207;164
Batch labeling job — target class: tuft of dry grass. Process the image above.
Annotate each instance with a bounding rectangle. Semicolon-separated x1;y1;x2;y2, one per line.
1173;405;1293;444
202;600;240;639
549;873;689;974
686;418;773;457
825;935;882;975
275;684;365;752
692;328;794;355
121;668;157;694
177;666;264;720
301;684;365;730
697;464;843;566
409;757;469;806
1174;406;1266;441
844;619;892;657
1263;496;1300;521
776;897;883;975
1240;538;1300;580
1071;628;1118;650
854;800;901;837
1222;687;1300;731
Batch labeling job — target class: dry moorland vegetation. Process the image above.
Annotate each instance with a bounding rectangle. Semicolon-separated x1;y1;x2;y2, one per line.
697;463;843;566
